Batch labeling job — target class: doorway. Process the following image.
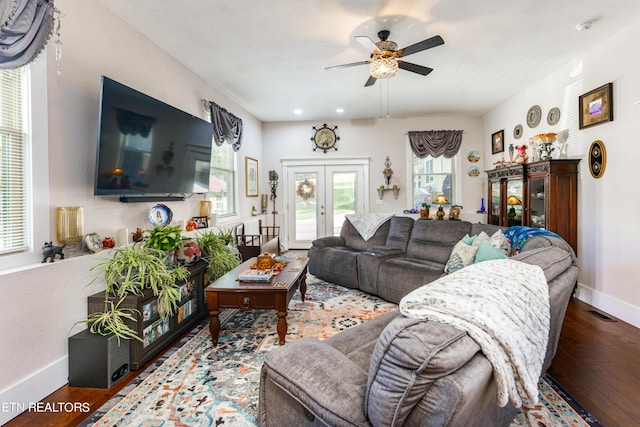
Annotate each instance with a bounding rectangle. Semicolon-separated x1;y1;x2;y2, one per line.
282;158;369;249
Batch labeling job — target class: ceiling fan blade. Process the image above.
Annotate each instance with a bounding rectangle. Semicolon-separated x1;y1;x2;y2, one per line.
397;35;444;57
364;75;377;87
397;61;434;76
355;36;382;54
325;60;370;71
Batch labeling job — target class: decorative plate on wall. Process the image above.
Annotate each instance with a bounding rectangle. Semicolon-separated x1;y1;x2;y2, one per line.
513;124;523;139
588;140;607;178
527;105;542;128
547;107;561;125
149;204;173;226
467;150;480;162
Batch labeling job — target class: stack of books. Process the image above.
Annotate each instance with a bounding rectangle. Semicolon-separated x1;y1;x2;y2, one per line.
238;268;274;282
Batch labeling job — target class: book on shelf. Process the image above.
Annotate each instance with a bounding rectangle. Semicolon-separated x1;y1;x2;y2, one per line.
238;268;274;282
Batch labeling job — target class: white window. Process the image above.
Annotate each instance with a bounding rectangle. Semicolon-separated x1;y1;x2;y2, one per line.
0;67;29;255
209;142;236;216
412;154;455;209
203;102;236;217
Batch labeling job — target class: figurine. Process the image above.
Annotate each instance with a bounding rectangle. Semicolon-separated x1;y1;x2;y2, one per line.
131;227;144;242
42;241;65;263
102;237;116;248
514;144;529;164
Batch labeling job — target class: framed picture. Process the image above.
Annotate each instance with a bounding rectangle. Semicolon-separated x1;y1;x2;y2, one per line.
85;233;103;253
491;130;504;154
191;216;209;229
579;83;613;129
245;156;258;197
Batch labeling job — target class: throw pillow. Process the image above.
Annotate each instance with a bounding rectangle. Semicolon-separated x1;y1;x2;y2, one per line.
489;229;511;255
474;239;508;263
461;233;476;245
444;240;479;273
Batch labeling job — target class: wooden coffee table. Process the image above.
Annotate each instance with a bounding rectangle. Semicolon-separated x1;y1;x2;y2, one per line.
205;256;308;346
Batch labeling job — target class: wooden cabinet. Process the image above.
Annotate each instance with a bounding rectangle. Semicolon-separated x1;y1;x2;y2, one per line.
486;159;580;252
87;261;208;370
525;159;580;252
487;164;525;227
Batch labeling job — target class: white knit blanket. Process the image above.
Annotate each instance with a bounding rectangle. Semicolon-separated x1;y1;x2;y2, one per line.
345;213;394;241
399;259;549;407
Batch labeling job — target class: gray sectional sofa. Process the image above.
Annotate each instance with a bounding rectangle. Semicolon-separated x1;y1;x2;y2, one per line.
309;216;507;303
259;217;579;426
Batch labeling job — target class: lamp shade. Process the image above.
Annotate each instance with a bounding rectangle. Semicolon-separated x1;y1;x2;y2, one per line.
370;57;398;79
507;195;522;205
433;194;450;205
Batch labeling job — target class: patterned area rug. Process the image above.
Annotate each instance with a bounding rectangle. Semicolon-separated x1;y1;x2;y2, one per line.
81;274;601;427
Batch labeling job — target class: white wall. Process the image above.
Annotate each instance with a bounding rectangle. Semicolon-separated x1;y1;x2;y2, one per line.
0;1;264;423
262;115;486;221
483;21;640;328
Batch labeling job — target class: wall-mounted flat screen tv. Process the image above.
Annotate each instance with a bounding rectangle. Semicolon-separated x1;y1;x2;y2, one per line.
94;76;213;198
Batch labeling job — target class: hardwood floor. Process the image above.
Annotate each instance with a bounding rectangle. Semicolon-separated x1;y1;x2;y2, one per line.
5;297;640;427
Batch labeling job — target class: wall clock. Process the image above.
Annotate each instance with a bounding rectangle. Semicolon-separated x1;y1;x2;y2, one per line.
311;124;339;153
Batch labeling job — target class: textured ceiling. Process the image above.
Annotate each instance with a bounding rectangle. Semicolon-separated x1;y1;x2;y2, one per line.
95;0;640;122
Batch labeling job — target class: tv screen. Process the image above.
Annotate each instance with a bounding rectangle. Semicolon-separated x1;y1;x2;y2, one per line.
94;76;213;197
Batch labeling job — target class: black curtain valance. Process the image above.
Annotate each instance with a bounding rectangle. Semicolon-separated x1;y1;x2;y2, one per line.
0;0;55;69
207;100;243;151
408;130;463;159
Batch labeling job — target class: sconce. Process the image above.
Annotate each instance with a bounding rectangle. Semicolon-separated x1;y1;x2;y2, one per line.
377;156;400;200
268;170;279;224
56;206;84;245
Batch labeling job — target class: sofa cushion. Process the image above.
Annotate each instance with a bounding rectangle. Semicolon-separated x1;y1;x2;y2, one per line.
406;220;472;264
365;316;481;426
512;246;572;282
377;258;446;303
308;246;361;289
340;218;390;250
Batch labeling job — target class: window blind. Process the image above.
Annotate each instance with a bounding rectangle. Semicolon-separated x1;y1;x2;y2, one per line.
0;67;28;255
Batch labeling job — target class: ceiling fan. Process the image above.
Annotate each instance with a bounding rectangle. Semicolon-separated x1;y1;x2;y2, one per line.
325;30;444;87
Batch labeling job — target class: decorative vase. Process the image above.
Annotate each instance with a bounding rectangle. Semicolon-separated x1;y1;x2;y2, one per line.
174;239;201;267
480;198;486;212
508;144;514;164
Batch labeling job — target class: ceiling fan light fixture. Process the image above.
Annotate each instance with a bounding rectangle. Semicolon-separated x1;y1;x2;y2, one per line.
370;57;398;79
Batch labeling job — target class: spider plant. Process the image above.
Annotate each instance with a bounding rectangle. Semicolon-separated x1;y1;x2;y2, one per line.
144;225;184;252
194;228;240;282
80;244;189;340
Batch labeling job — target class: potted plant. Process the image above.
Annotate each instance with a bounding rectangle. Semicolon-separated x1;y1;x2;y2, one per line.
77;243;189;341
195;228;240;282
420;203;430;219
144;225;184;267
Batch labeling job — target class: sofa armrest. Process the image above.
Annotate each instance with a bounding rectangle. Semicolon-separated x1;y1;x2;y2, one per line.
311;235;345;248
259;338;369;426
364;246;405;257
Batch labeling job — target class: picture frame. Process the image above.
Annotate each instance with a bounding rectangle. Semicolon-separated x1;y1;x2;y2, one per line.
491;130;505;154
191;216;209;229
85;233;103;253
245;156;258;197
579;83;613;129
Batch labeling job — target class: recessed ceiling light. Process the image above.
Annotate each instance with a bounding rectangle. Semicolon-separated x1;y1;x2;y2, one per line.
336;108;344;113
294;109;303;115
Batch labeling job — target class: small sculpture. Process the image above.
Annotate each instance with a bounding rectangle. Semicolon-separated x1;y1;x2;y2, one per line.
132;227;144;242
102;237;116;248
514;144;529;164
42;241;65;263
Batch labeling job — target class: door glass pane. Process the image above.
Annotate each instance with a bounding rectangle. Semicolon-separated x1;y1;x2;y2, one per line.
490;181;501;225
529;177;546;228
506;179;523;226
332;172;356;236
294;172;317;241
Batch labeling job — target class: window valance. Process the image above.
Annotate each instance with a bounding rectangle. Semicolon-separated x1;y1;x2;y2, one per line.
207;100;243;151
408;130;463;159
0;0;56;69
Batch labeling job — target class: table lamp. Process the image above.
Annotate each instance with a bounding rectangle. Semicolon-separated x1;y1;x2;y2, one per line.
507;195;522;219
433;194;450;220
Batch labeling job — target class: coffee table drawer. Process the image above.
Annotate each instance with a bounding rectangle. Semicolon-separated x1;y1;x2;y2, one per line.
217;292;278;310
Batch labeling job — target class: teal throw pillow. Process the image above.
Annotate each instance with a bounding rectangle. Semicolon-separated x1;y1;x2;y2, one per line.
461;233;476;245
474;239;508;264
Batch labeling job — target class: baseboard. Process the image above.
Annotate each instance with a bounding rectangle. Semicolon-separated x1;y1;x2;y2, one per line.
575;282;640;329
0;356;69;425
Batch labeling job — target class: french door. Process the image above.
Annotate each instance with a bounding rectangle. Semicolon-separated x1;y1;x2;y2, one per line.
282;158;369;249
